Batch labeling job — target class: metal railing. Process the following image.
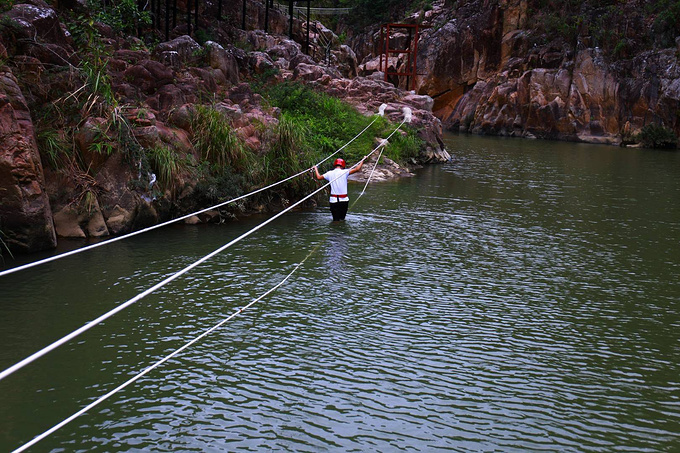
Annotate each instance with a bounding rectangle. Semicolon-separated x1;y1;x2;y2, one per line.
272;1;351;16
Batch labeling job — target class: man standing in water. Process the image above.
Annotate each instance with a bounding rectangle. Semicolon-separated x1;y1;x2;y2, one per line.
313;157;365;221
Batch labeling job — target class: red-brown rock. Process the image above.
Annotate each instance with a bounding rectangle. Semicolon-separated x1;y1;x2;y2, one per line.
0;69;56;253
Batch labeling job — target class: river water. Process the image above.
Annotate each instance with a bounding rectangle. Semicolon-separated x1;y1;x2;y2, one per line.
1;134;679;452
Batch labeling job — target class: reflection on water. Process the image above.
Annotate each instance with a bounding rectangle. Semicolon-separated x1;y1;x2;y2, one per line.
1;134;679;451
323;223;350;277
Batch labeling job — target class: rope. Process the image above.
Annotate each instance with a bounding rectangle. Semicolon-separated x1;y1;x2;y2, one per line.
0;105;400;382
8;108;411;451
0;105;386;278
355;142;386;203
11;242;322;453
0;178;336;383
351;107;412;209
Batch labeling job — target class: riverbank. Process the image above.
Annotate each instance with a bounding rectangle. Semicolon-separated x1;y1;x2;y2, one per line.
0;0;448;256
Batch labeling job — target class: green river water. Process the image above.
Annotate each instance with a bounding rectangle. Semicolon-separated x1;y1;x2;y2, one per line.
1;134;679;452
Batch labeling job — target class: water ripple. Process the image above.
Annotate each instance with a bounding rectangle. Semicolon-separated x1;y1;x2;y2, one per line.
2;137;680;452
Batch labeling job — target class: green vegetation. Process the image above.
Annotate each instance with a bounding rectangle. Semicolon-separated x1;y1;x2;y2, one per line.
527;0;680;59
146;144;185;191
647;0;680;48
67;14;118;112
256;80;423;168
337;0;406;27
263;112;311;188
189;105;258;206
191;105;253;171
636;123;678;150
0;0;14;13
193;166;246;206
36;128;71;170
88;0;151;36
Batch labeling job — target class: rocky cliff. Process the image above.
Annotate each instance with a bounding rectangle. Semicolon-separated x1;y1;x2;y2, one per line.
0;63;57;252
351;0;680;145
0;0;447;255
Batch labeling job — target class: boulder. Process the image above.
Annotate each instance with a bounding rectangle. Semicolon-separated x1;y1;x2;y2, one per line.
333;45;358;78
267;39;301;62
5;4;70;47
248;51;275;74
205;41;240;85
0;69;56;253
105;204;133;235
155;84;188;112
122;60;173;95
154;35;202;67
83;204;109;237
132;200;158;230
53;206;85;238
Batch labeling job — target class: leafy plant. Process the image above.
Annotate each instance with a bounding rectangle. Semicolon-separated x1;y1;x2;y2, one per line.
636;123;678;149
90;0;151;36
193;165;246;204
388;128;423;162
649;0;680;47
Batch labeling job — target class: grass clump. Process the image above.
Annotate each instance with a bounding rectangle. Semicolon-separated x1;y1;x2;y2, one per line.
146;145;185;190
257;81;424;169
36;128;72;170
263;112;310;179
191;105;253;171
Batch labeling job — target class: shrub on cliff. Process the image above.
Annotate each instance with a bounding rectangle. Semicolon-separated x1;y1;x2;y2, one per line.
192;105;254;171
257;81;422;166
648;0;680;48
637;123;678;150
528;0;679;59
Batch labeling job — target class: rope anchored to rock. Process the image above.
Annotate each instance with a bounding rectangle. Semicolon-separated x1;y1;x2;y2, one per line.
6;106;413;453
0;104;388;279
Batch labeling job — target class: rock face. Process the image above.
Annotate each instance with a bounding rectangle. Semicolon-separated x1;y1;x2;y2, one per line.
0;0;449;255
0;68;56;253
349;0;680;145
426;0;680;143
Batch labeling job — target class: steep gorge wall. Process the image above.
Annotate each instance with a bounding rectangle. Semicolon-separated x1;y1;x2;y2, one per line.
0;0;447;255
423;0;680;143
350;0;680;145
0;57;56;253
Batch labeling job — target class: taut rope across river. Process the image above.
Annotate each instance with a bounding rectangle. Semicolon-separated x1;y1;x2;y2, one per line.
7;107;412;452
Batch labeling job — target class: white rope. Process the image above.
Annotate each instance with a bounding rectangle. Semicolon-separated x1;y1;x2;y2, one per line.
0;107;405;384
0;107;385;278
0;180;335;382
353;107;412;207
8;111;409;451
359;142;386;197
0;143;385;383
11;243;320;453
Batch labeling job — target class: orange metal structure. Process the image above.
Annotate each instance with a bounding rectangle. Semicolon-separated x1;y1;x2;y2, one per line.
379;23;423;91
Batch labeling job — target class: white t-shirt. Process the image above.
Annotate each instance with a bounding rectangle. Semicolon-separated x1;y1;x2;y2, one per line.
323;168;350;203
